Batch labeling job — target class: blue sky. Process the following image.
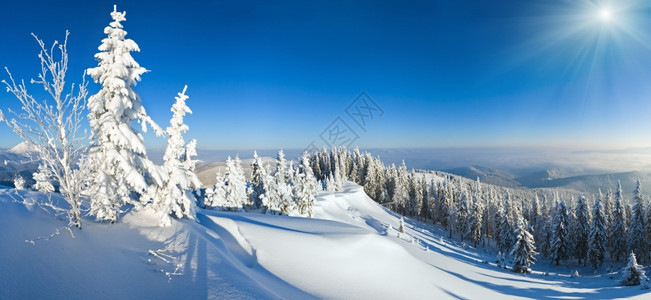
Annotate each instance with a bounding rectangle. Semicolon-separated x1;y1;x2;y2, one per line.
1;0;651;151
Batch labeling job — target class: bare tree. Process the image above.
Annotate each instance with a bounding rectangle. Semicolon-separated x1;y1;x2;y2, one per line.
0;31;88;228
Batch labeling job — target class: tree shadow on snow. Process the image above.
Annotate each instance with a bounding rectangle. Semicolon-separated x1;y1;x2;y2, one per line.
144;214;316;299
433;265;648;300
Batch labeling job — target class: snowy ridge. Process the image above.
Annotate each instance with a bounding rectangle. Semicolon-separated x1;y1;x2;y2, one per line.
1;185;649;299
8;141;36;155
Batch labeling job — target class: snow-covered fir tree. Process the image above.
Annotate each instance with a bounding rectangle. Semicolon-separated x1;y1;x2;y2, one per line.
588;194;607;270
142;86;201;226
550;199;571;265
332;163;344;192
393;162;409;214
511;217;537;273
603;189;614;249
384;164;398;202
530;194;540;235
262;150;294;215
540;215;553;259
454;187;470;242
294;152;318;217
407;171;423;217
287;161;297;187
495;200;509;252
465;178;483;247
362;154;383;201
420;180;432;221
573;194;591;266
260;173;282;215
324;175;336;192
249;151;267;209
620;252;649;288
497;191;516;252
610;182;628;261
628;180;648;264
222;156;248;211
204;171;226;209
437;180;452;230
86;6;164;223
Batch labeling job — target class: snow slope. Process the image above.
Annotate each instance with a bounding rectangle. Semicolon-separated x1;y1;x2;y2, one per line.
1;185;649;299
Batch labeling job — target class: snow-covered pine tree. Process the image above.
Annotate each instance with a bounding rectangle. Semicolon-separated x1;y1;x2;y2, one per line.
249;151;267;209
319;147;331;180
550;199;571;265
407;170;423;217
611;182;628;261
494;199;507;252
143;86;201;226
393;162;409;214
437;180;452;228
511;217;537;273
588;194;607;270
325;175;336;192
467;178;483;247
260;173;281;215
332;163;344;192
86;6;165;223
420;180;431;221
483;187;498;247
448;187;458;239
531;194;540;234
541;215;553;259
573;194;591;266
455;188;470;242
294;152;318;217
628;180;648;263
603;189;614;248
348;154;360;183
273;150;294;215
384;164;398;201
620;252;648;287
310;152;323;181
204;171;226;209
362;154;382;201
222;156;248;212
287;161;297;187
355;149;369;186
468;193;484;248
498;191;517;252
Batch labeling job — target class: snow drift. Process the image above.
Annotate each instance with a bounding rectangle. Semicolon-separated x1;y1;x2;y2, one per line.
1;184;649;299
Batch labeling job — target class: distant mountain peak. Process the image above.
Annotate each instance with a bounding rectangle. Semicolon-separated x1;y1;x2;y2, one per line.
8;141;35;155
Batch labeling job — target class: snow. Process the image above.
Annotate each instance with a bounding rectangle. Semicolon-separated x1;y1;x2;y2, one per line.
8;141;36;155
1;184;650;299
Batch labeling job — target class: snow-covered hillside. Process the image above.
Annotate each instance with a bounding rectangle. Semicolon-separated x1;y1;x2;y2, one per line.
196;156;276;188
1;184;648;299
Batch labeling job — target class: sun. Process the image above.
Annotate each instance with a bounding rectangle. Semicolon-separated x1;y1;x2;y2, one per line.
599;8;612;21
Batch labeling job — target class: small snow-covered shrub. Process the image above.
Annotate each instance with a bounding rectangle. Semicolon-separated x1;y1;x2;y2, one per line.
13;175;25;190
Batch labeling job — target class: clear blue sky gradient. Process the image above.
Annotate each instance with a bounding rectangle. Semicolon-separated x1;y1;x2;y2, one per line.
1;0;651;151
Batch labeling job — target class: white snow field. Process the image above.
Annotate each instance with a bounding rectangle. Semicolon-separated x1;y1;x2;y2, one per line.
1;184;649;299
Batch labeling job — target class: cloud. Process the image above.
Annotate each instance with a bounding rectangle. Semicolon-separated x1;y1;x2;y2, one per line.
364;147;651;175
